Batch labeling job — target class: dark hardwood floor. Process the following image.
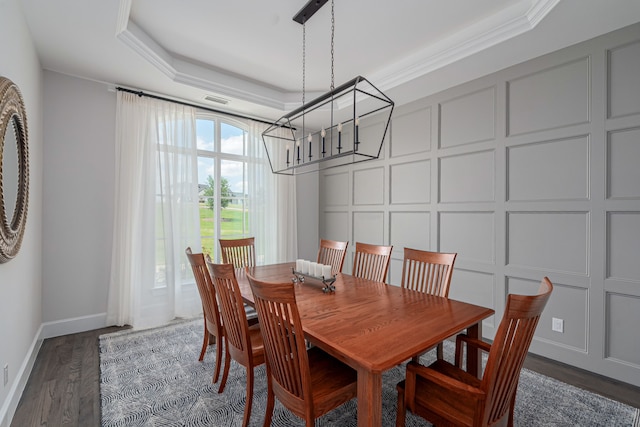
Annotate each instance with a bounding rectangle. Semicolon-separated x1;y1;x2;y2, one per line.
10;327;640;426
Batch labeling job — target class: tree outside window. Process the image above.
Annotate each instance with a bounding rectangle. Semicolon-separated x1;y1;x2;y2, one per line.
204;175;231;209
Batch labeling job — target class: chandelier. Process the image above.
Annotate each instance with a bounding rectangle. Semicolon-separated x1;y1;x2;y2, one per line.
262;0;394;175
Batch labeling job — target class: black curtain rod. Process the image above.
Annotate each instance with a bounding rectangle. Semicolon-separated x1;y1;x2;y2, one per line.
115;86;276;126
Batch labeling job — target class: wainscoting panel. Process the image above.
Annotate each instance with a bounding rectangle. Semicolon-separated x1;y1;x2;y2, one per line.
439;211;495;265
605;292;640;366
388;258;403;286
389;211;430;257
390;160;430;204
353;167;385;205
391;106;431;157
507;212;589;275
507;57;590;136
322;211;349;244
608;39;640;119
439;150;495;203
322;171;349;206
508;276;588;351
439;86;496;148
607;212;640;281
352;211;385;246
310;23;640;386
607;127;640;199
507;136;590;201
449;269;496;328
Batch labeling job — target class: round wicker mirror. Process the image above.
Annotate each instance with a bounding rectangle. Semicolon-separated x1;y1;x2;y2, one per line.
0;76;29;263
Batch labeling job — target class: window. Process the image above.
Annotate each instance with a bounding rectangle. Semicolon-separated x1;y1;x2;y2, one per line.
196;115;250;260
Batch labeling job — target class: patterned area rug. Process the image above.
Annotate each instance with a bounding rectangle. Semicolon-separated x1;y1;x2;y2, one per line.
99;319;640;426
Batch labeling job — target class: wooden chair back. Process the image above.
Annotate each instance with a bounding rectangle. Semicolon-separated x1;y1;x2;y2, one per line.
316;239;348;275
207;262;253;366
401;248;457;296
207;260;265;427
219;237;255;268
185;247;224;381
352;241;393;283
401;248;457;361
247;273;357;425
247;276;310;415
475;277;553;425
396;277;553;427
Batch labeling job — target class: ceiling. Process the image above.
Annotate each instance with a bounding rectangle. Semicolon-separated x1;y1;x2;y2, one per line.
19;0;640;123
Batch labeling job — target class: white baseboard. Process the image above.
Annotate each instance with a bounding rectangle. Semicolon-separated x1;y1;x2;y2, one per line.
0;313;108;427
0;324;44;427
41;312;108;339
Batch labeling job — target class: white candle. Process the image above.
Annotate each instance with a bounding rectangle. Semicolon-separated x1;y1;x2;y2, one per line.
315;263;324;277
322;264;332;279
301;260;310;274
296;259;303;271
309;262;318;276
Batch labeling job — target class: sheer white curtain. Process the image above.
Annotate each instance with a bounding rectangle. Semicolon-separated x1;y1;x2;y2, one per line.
246;120;297;264
107;92;201;329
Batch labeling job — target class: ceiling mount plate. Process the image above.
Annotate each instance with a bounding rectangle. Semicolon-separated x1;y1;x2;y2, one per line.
293;0;329;24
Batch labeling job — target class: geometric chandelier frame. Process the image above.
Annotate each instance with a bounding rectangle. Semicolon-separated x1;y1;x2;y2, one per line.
262;75;394;175
262;0;394;175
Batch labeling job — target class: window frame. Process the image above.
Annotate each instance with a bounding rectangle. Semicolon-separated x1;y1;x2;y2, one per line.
196;113;251;262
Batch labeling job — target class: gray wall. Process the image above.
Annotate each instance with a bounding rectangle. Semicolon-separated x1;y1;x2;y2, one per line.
312;23;640;386
42;71;115;330
0;0;43;425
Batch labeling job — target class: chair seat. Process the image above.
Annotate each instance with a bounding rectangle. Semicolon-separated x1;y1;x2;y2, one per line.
307;347;358;414
244;304;259;324
398;360;483;427
248;323;265;355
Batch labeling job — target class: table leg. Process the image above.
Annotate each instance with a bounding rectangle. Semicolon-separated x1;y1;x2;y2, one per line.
357;367;382;427
466;321;483;378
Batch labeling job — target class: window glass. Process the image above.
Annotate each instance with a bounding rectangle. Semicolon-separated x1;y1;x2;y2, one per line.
198;156;216;257
195;116;250;260
197;118;215;151
221;122;245;155
220;159;247;237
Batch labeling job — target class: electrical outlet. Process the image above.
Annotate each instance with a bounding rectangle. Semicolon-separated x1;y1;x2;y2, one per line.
3;364;7;386
552;317;564;333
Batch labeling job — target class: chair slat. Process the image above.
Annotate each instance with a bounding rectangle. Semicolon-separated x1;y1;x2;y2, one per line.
352;242;393;283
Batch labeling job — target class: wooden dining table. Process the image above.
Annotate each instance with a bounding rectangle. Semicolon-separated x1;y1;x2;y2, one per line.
236;263;494;427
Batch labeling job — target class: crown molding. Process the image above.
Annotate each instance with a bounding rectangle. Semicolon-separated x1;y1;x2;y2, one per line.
372;0;560;93
115;0;560;112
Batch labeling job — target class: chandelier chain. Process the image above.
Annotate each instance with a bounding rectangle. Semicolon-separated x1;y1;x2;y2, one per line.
330;0;335;91
302;18;306;107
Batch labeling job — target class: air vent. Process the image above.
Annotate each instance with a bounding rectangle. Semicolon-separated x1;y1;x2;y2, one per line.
204;95;229;105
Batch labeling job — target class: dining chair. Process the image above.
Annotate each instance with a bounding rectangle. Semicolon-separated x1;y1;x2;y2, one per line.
401;247;457;360
316;239;348;275
352;241;393;283
246;272;358;427
219;237;256;268
396;277;553;427
207;261;266;427
185;247;225;384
